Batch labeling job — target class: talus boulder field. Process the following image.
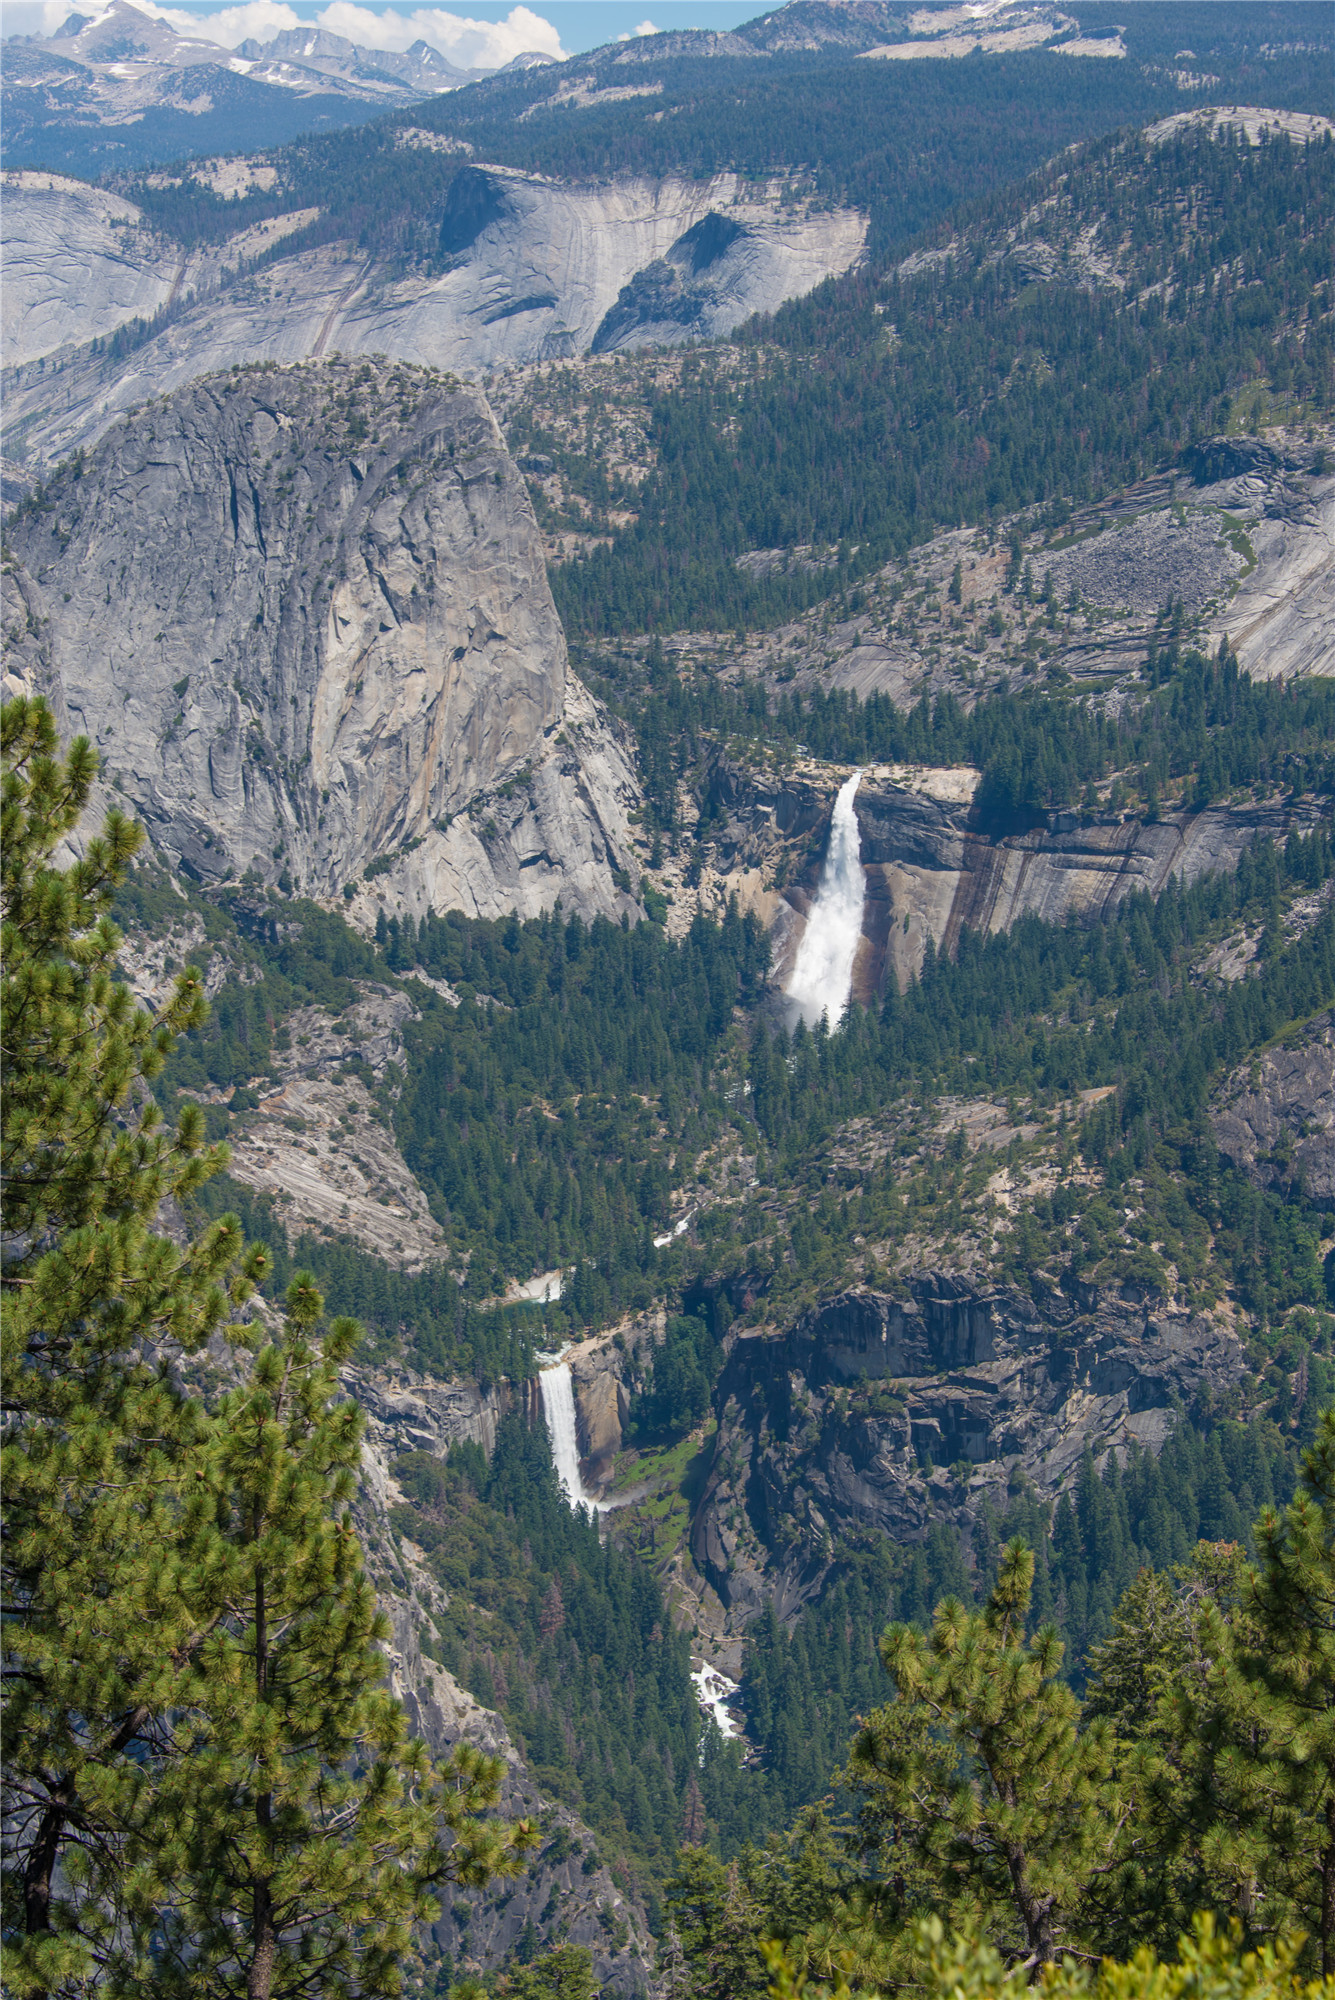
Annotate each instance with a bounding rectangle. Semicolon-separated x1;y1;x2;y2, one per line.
1;358;643;925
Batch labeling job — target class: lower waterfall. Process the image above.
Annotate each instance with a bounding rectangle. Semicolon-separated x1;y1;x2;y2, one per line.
538;1358;607;1515
786;769;866;1029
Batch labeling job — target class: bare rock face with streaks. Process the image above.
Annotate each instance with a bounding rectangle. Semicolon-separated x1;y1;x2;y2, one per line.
0;167;865;475
0;357;643;929
705;754;1326;998
1212;1009;1335;1209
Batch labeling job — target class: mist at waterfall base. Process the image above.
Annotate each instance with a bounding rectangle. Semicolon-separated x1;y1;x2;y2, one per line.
538;1359;609;1515
785;771;866;1031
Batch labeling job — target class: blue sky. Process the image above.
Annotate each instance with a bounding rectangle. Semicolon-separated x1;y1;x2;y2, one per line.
0;0;765;60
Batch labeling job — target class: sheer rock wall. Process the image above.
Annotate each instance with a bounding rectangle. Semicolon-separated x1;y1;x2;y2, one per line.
0;358;643;929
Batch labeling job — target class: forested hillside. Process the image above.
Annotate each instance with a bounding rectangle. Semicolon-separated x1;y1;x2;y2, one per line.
550;123;1334;636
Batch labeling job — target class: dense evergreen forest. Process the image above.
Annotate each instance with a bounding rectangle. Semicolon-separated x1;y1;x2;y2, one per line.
617;642;1335;831
119;49;1177;258
10;0;1335;1981
551;128;1334;636
15;667;1335;2000
665;1420;1335;1989
118;0;1330;265
123;756;1335;1912
390;1420;702;1890
379;1389;1324;1899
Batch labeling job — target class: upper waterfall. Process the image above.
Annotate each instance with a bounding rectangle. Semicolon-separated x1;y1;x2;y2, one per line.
785;771;866;1030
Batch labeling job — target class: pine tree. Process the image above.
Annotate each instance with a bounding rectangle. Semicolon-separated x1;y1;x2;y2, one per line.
1;702;536;1996
497;1942;599;2000
2;696;259;1993
1080;1543;1256;1962
1193;1411;1335;1975
126;1274;537;2000
846;1542;1120;1969
663;1845;769;2000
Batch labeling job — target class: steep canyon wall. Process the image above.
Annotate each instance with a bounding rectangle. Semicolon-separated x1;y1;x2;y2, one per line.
0;358;643;926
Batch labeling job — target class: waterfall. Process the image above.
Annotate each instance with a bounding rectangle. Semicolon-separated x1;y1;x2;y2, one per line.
538;1359;606;1515
785;770;865;1029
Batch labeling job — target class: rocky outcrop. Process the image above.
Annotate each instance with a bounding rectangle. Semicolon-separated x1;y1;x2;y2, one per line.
227;985;448;1271
570;1338;633;1484
352;1363;512;1467
1211;1009;1335;1209
1;167;865;472
1;358;643;929
689;1277;1248;1623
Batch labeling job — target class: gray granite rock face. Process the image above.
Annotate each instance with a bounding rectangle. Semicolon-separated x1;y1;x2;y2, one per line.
1;167;865;473
1212;1009;1335;1209
689;1277;1249;1624
706;755;1324;998
0;358;642;928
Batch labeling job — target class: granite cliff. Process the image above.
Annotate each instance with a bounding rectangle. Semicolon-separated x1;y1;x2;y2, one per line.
704;755;1325;996
1212;1007;1335;1211
1;358;644;929
687;1277;1249;1627
0;165;864;476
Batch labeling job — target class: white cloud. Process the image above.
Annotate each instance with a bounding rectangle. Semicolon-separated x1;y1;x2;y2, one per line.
18;0;567;67
311;4;566;65
151;1;306;43
5;1;94;30
616;17;657;37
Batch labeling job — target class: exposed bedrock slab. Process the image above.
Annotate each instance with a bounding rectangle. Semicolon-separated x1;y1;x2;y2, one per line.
690;1278;1248;1623
0;358;642;928
1212;1009;1335;1209
0;172;181;367
1;166;865;470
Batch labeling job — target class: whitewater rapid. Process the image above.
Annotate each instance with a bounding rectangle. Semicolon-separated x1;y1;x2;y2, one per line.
785;770;866;1029
691;1662;743;1743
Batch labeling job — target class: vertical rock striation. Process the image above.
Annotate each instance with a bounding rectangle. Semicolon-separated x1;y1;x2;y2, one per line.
1;357;642;925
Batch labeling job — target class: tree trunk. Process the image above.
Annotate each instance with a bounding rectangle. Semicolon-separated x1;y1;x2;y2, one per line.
24;1795;66;1935
1005;1841;1056;1968
247;1561;275;2000
247;1878;277;2000
1321;1800;1335;1981
22;1709;149;1944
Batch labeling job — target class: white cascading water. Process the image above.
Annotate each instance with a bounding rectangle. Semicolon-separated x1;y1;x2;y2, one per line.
691;1663;743;1745
785;770;866;1029
538;1359;606;1515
